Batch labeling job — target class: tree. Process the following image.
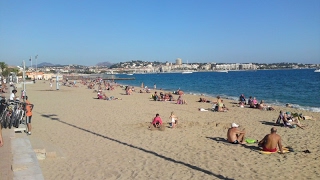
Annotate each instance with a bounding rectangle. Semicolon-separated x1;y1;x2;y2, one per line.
0;62;8;75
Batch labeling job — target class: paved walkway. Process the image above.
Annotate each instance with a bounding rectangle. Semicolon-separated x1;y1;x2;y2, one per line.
0;128;13;180
0;87;44;180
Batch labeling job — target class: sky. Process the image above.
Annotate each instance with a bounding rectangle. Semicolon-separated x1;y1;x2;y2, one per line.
1;0;319;66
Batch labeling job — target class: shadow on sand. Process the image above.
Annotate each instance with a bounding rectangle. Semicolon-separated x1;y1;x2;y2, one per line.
40;113;234;180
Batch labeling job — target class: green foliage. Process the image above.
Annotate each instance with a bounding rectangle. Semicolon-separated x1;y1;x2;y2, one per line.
0;62;8;76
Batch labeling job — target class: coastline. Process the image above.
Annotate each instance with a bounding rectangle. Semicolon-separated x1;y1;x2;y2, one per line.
18;80;320;179
110;69;320;112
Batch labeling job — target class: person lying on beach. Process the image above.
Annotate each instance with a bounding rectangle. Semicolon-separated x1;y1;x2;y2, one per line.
283;112;305;129
227;123;246;144
169;111;178;128
258;127;283;153
150;113;163;128
257;100;274;111
198;98;207;102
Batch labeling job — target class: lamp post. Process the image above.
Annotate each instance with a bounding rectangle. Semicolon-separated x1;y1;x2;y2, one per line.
22;60;26;101
35;55;38;71
56;70;59;90
35;55;38;81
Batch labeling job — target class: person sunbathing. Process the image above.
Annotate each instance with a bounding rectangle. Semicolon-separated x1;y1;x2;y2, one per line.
283;112;305;129
227;123;246;144
258;127;283;153
198;98;206;102
177;96;187;104
249;97;258;108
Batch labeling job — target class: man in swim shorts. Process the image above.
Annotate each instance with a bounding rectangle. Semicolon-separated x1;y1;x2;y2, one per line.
258;127;283;153
227;123;246;144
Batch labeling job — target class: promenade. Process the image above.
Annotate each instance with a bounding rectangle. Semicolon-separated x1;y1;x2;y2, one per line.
0;87;44;180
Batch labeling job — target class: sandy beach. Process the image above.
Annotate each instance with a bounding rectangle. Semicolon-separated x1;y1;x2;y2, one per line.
15;80;320;179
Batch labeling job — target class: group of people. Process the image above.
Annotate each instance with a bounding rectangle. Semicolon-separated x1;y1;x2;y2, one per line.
212;96;228;112
276;111;305;129
227;123;285;153
150;112;178;129
239;94;274;110
9;90;34;135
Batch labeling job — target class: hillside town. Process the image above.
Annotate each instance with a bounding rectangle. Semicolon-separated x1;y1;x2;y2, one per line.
1;60;320;81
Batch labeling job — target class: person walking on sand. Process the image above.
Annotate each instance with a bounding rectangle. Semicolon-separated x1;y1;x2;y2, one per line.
227;123;246;144
258;127;283;153
25;96;34;135
169;111;178;128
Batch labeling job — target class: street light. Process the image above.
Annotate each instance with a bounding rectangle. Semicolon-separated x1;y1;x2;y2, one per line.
35;55;38;81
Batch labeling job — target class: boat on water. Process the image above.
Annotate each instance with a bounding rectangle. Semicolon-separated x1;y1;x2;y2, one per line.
127;73;134;75
214;70;228;73
182;71;193;74
314;69;320;72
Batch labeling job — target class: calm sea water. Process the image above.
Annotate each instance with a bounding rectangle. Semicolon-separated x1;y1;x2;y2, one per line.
107;69;320;112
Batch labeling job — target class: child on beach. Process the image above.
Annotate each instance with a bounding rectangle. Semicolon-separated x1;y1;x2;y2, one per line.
169;111;178;128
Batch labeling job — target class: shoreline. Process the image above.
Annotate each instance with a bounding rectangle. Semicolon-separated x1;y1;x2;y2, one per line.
118;81;320;113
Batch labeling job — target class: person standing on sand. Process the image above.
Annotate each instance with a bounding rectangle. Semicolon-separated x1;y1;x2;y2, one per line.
0;124;3;147
227;123;246;144
258;127;283;153
169;111;178;128
50;80;53;90
25;96;34;135
154;83;156;89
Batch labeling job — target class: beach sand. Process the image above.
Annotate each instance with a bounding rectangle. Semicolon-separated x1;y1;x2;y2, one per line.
19;81;320;179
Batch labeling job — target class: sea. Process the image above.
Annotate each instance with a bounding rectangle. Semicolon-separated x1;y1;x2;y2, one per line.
104;69;320;112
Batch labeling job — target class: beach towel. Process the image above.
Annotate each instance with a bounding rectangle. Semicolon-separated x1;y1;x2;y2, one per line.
260;147;290;154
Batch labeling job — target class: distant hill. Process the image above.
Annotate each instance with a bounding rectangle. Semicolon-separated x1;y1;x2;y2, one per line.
96;61;113;67
37;62;55;67
35;62;66;67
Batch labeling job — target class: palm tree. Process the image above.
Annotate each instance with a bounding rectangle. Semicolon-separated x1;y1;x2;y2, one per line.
0;62;8;75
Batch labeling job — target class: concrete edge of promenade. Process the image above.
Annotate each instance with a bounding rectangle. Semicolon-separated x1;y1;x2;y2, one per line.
1;83;44;180
1;128;45;180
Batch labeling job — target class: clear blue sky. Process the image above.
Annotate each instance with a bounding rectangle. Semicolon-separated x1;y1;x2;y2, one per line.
1;0;319;66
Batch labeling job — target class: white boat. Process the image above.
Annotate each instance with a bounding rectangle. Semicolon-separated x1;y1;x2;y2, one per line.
214;70;228;73
314;69;320;72
127;73;133;75
182;60;193;74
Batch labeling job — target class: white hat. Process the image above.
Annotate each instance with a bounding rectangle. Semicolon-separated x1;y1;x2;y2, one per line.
231;123;239;128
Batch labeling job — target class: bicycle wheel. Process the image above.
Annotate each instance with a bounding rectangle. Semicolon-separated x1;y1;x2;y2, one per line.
0;112;5;128
4;114;10;129
8;114;13;129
